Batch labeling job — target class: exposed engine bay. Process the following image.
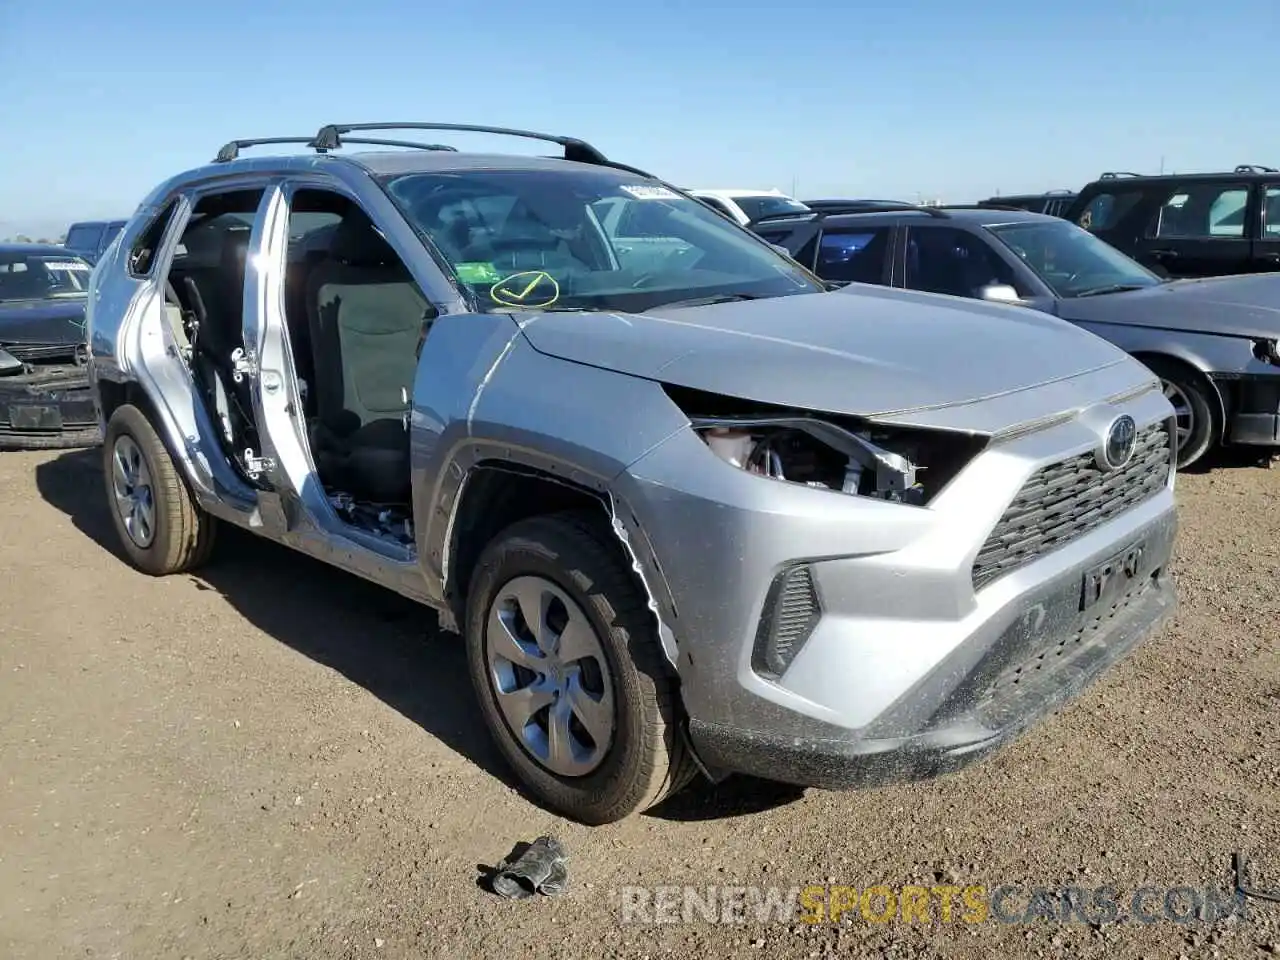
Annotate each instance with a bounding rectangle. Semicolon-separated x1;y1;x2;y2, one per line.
696;417;926;504
668;386;988;506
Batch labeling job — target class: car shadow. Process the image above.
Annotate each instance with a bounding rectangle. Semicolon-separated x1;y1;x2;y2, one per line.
33;448;813;822
33;447;516;790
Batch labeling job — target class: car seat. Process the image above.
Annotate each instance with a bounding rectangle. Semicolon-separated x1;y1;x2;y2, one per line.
304;210;432;503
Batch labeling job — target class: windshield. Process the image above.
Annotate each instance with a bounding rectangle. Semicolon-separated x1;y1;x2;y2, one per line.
381;169;823;313
988;219;1161;297
0;252;92;302
731;196;811;222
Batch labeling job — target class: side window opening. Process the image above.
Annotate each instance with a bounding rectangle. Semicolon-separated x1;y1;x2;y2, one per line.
285;188;433;516
128;201;179;277
1076;190;1143;232
1265;187;1280;237
66;223;104;252
161;188;265;478
905;226;1023;299
814;228;891;286
1147;183;1250;239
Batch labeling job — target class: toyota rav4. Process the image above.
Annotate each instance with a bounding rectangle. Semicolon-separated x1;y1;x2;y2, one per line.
86;122;1179;824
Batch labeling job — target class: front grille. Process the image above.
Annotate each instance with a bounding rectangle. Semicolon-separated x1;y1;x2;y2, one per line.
752;564;821;678
972;420;1171;590
2;343;78;363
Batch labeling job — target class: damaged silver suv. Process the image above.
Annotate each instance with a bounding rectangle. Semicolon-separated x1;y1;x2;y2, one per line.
87;123;1179;824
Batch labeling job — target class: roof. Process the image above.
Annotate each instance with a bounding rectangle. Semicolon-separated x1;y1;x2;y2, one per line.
0;243;83;257
1084;167;1279;186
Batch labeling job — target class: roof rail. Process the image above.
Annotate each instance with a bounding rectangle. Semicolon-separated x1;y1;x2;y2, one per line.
802;197;910;209
748;201;951;231
1098;171;1142;179
213;136;458;163
312;122;609;163
1235;163;1279;173
213;122;657;177
752;200;951;226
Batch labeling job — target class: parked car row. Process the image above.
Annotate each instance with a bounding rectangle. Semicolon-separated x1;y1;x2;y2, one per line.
748;200;1280;468
76;122;1182;825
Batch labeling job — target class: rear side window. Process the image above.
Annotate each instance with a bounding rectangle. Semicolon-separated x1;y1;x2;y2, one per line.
1076;190;1143;232
733;196;810;222
696;196;737;219
65;223;104;250
100;222;126;251
1147;182;1250;239
129;201;180;276
815;228;892;284
1264;186;1280;237
905;226;1023;298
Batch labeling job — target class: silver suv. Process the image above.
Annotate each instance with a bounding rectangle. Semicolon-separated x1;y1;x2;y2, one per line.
86;123;1179;824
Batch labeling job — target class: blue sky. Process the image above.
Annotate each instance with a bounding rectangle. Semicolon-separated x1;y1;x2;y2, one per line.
1;0;1275;237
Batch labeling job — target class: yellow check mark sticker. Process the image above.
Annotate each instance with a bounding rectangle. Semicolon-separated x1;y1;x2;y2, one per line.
489;270;561;309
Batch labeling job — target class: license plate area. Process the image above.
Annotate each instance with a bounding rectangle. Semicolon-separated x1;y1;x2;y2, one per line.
1080;540;1146;613
8;404;62;430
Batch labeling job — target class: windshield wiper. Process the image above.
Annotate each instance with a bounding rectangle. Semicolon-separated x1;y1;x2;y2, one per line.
644;293;762;311
1073;283;1150;298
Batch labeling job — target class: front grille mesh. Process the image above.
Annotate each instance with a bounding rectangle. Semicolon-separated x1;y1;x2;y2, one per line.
972;420;1171;590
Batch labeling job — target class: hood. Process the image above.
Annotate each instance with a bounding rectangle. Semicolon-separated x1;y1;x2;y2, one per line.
0;298;87;348
515;285;1137;423
1057;274;1280;338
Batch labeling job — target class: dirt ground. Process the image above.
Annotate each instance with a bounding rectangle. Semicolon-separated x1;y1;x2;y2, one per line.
0;445;1277;960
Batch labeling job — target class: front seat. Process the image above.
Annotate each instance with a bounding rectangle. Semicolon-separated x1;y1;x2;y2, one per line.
304;210;432;503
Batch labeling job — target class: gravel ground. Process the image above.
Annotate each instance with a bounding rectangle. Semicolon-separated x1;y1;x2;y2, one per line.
0;446;1277;959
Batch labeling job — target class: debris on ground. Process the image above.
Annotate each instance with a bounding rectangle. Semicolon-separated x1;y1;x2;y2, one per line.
487;836;569;900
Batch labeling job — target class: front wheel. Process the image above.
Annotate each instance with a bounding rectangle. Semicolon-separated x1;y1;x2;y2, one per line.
103;403;218;575
1144;358;1218;469
464;511;696;824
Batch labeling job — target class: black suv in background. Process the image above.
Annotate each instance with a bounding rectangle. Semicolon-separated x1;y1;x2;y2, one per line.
64;219;129;264
978;190;1077;218
1064;166;1280;278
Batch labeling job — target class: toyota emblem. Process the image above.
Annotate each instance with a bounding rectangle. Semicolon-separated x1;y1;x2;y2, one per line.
1100;414;1138;471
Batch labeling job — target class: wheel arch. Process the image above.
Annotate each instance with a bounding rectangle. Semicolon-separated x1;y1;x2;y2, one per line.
436;458;681;670
1129;349;1227;430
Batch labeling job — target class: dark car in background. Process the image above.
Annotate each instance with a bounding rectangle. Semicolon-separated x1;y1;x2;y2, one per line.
0;244;100;449
978;190;1077;218
752;203;1280;468
65;219;129;264
1065;166;1280;279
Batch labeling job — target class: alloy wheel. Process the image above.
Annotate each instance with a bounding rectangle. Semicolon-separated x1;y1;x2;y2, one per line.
1161;378;1194;453
110;434;156;548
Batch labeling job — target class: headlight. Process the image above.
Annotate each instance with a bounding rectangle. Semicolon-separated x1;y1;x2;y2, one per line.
663;385;988;507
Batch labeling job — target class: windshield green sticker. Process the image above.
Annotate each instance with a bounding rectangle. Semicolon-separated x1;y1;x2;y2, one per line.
454;261;503;284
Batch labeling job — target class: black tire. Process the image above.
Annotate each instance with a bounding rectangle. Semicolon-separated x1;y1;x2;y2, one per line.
102;403;217;575
1142;357;1218;469
465;510;696;824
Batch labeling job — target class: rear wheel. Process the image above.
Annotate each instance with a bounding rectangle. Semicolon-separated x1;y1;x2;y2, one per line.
103;403;217;575
464;511;696;824
1144;358;1218;469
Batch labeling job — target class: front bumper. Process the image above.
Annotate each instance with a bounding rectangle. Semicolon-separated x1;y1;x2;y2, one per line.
1220;374;1280;446
0;365;101;450
614;378;1177;788
689;510;1176;788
